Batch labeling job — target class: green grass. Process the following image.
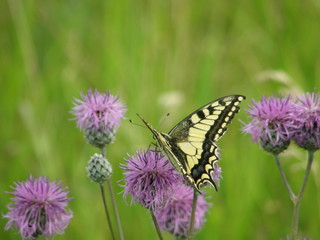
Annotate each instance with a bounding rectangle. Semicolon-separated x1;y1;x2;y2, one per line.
1;0;320;239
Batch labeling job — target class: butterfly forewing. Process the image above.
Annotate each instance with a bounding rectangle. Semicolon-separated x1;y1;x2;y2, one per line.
168;95;245;190
169;95;245;141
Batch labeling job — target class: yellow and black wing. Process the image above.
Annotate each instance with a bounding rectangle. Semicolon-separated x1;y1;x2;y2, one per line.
168;95;246;190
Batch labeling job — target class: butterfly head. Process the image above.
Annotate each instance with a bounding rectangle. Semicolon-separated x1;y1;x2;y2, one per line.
137;114;169;144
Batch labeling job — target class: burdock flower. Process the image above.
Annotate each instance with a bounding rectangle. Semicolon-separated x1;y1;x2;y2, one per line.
71;89;126;148
155;185;209;238
121;149;183;211
291;91;320;151
242;95;295;154
4;176;73;239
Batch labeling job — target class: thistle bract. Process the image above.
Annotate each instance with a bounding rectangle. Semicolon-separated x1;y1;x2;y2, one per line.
87;153;113;183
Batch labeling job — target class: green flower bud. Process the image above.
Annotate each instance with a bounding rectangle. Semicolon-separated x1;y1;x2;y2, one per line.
87;154;112;183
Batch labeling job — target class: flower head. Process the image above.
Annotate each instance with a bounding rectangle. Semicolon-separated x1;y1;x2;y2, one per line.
121;149;183;211
291;91;320;151
242;95;295;154
4;176;73;239
71;89;126;147
87;153;113;183
155;185;209;238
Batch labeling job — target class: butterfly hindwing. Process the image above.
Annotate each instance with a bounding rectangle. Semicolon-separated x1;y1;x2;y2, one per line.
173;139;219;189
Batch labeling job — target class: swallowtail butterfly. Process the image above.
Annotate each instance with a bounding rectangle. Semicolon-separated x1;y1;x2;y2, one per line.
138;95;245;191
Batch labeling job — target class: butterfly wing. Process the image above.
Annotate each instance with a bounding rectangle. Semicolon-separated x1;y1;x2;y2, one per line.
168;95;246;190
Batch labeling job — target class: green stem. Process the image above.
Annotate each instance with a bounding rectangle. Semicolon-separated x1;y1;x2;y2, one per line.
273;154;295;200
188;188;198;240
101;146;124;240
107;179;125;240
291;150;314;240
99;183;116;240
101;146;106;158
150;210;164;240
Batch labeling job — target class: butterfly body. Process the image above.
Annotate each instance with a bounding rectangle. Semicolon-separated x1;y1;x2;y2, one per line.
138;95;245;192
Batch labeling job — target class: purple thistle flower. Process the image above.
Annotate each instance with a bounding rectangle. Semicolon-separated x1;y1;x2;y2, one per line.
291;91;320;151
4;176;73;239
121;149;183;211
71;89;126;147
211;163;222;186
155;185;209;238
72;89;126;131
242;95;296;154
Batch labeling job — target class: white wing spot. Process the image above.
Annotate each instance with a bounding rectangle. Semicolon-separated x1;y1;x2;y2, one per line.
207;115;219;120
196;123;211;131
201;119;214;125
214;134;220;140
205;164;213;173
185;156;195;169
191;114;201;123
209;155;218;164
202;109;210;116
210;145;216;152
189;128;206;140
201;173;210;181
213;110;222;115
210;102;219;107
214;106;225;111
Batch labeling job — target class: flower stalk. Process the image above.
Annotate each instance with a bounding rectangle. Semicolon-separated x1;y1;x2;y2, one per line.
151;210;164;240
101;147;124;240
273;154;294;200
188;188;198;240
291;150;314;240
273;151;315;240
99;183;116;240
107;179;125;240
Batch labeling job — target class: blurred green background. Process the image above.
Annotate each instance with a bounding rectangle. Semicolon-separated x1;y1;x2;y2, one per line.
1;0;320;239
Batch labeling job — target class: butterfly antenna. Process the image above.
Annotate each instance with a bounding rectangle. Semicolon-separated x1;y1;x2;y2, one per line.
158;112;170;129
129;118;146;128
